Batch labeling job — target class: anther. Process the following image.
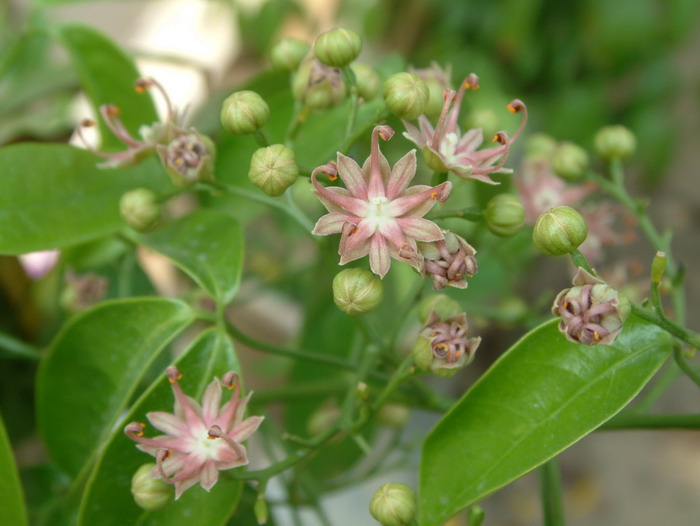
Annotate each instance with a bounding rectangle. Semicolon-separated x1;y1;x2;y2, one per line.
431;192;438;199
492;131;509;145
507;99;525;114
594;331;601;341
134;77;153;94
464;73;480;90
81;119;95;127
124;421;145;437
104;104;121;118
329;174;338;181
221;371;238;390
166;366;182;383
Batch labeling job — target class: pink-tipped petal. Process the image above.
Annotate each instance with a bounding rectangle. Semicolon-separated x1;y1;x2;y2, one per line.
455;128;483;152
200;460;219;491
378;220;407;249
343;220;376;254
311;173;368;216
146;412;188;437
231;415;265;442
369;235;391;278
386;150;418;200
336;153;369;199
402;120;427;148
174;476;200;500
312;213;357;236
397;217;444;242
201;379;222;426
388;181;451;217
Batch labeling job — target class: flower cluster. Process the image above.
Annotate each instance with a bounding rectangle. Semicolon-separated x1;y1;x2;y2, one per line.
403;74;528;184
124;367;263;499
413;310;481;376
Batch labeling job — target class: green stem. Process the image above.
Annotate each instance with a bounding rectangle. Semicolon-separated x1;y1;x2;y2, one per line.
371;354;416;412
250;379;348;405
342;66;359;139
339;109;390;153
201;180;314;233
428;206;483;222
285;102;308;147
0;331;41;361
539;458;566;526
254;129;270;147
673;346;700;390
569;250;594;274
630;303;700;349
600;412;700;430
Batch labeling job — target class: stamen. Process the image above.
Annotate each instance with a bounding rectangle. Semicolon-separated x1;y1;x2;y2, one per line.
464;73;480;90
99;104;141;148
208;425;245;459
507;99;525;114
507;99;528;142
155;448;175;484
81;119;95;127
431;89;457;151
221;371;238;390
594;331;601;341
167;366;182;383
135;77;175;122
329;174;338;181
431;192;438;199
124;421;145;437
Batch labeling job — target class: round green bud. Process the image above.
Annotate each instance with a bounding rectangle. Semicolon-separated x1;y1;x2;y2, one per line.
412;335;434;372
418;294;461;323
533;206;588;256
220;90;270;135
484;193;525;237
377;403;410;427
550;142;589;181
350;63;381;101
292;59;347;110
120;188;160;232
369;483;417;526
525;133;558;161
269;37;310;72
332;268;383;315
594;125;636;160
131;464;172;511
421;78;448;120
248;144;299;197
314;27;362;68
383;72;429;120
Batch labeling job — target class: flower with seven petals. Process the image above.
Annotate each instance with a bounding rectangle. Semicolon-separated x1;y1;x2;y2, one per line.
403;73;528;184
124;366;263;499
311;125;452;278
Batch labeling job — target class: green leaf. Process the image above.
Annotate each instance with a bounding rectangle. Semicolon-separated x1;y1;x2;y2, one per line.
58;24;158;150
419;316;672;526
37;298;194;477
0;411;28;526
0;144;169;255
137;209;244;304
78;328;243;526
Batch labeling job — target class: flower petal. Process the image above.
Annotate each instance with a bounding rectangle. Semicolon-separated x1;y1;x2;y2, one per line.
386;149;417;200
369;234;391;278
455;128;483;152
231;415;265;442
201;379;222;426
378;220;406;249
402;120;427;148
336;153;368;199
174;476;200;500
146;411;188;437
388;181;451;217
342;220;376;255
311;172;368;216
312;213;357;236
397;217;444;242
199;460;219;491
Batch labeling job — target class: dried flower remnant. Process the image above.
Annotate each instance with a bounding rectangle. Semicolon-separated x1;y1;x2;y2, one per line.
124;367;263;499
311;125;451;278
413;310;481;376
552;268;630;345
402;74;528;184
416;231;477;290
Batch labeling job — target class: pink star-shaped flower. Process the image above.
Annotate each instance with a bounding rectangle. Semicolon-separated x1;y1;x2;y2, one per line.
125;366;263;499
311;125;452;278
403;73;527;184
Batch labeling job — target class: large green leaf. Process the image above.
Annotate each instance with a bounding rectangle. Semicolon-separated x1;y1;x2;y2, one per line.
0;411;28;526
37;298;194;477
78;328;243;526
419;316;672;525
137;209;244;304
0;144;169;255
58;24;158;150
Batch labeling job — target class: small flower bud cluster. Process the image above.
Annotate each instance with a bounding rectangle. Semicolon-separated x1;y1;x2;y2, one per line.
417;231;478;290
120;188;160;231
292;58;347;110
552;268;630;345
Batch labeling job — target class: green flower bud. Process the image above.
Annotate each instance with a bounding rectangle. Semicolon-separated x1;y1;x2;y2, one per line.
383;72;429;120
369;483;417;526
120;188;160;231
156;131;216;188
292;58;347;110
525;133;558;161
484;193;525;237
651;250;666;284
131;463;172;511
550;142;589;181
377;403;410;427
533;206;588;256
269;37;310;72
332;268;384;315
350;63;381;101
254;494;269;525
306;401;341;437
314;28;362;68
594;125;636;160
408;63;451;120
418;294;461;323
220;90;270;135
248;144;299;196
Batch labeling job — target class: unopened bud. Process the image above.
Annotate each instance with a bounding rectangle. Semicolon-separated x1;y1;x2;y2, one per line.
533;206;588;256
269;37;310;72
254;493;269;525
306;401;341;437
377;403;410;427
292;58;347;109
651;251;666;284
412;311;480;377
551;142;589;181
484;193;525;237
383;72;429;120
408;63;452;120
120;188;160;231
332;268;384;315
248;144;299;196
131;463;172;511
418;294;461;323
314;28;362;68
350;63;381;101
594;125;636;160
370;483;417;526
220;91;270;135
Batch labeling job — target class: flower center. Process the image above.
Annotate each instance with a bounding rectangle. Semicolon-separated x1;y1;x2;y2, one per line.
438;132;460;163
362;196;394;231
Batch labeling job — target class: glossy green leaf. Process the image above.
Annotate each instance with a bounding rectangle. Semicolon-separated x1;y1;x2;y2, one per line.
58;24;158;150
0;412;28;526
419;316;672;526
138;209;244;304
37;298;194;477
78;328;243;526
0;144;169;255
